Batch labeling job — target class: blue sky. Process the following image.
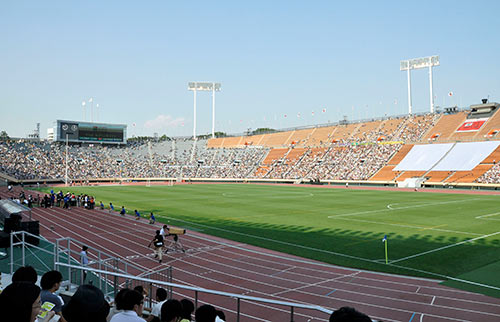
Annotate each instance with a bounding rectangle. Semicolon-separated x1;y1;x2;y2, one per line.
1;1;499;138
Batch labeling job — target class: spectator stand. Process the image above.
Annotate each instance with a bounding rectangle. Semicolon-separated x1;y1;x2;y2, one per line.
3;232;173;309
54;262;334;322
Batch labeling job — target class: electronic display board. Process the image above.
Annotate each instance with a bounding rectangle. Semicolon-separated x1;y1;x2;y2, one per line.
56;120;127;144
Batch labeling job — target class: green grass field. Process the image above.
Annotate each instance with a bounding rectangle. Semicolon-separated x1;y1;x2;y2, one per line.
41;184;500;297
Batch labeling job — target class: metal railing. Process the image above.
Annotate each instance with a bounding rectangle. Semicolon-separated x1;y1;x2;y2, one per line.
55;262;332;322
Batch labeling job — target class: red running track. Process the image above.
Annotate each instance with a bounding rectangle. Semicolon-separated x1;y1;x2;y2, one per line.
3;188;500;321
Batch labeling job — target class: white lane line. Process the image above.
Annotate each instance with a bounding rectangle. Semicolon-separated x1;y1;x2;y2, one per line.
391;231;500;264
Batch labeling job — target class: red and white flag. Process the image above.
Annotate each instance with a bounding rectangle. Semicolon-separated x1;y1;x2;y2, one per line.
322;108;326;113
448;91;453;97
311;111;315;116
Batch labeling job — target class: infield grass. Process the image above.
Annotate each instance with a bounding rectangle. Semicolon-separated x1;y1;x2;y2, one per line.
42;183;500;297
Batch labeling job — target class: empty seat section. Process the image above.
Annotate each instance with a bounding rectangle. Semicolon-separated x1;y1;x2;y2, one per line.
285;128;314;146
285;148;307;162
424;171;454;182
450;130;478;141
477;109;500;137
369;165;397;181
262;132;292;147
241;134;265;146
262;148;288;164
481;145;500;163
332;123;359;142
307;126;336;146
424;112;467;141
396;171;426;181
207;137;224;148
445;164;493;183
221;136;243;148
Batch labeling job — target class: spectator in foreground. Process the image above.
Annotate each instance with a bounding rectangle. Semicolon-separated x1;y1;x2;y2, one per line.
180;299;195;322
107;288;127;322
215;310;225;322
0;281;54;322
329;306;372;322
12;265;38;284
147;287;168;322
62;284;110;322
160;299;183;322
195;304;217;322
40;270;67;322
110;289;145;322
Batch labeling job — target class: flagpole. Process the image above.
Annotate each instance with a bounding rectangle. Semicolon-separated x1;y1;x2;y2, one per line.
385;238;388;264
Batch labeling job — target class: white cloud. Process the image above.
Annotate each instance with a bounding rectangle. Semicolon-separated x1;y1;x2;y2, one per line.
144;114;185;130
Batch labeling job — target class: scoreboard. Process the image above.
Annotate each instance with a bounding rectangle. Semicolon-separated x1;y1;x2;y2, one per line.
56;120;127;144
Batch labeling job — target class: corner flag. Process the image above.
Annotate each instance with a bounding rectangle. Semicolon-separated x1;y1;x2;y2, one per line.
382;235;388;264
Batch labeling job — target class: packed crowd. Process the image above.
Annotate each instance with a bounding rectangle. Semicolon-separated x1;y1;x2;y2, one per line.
1;265;374;322
476;163;500;183
2;112;499;183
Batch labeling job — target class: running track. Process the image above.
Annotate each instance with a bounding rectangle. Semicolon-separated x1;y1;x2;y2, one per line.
3;189;500;321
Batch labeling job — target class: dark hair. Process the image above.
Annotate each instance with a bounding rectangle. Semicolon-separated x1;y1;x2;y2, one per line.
114;288;129;310
156;230;161;235
82;246;88;251
195;304;217;322
156;288;168;301
119;289;143;310
40;270;63;290
12;265;37;284
134;285;145;295
180;299;194;320
329;306;372;322
62;284;110;322
161;299;182;322
0;281;41;322
163;225;168;228
215;310;225;321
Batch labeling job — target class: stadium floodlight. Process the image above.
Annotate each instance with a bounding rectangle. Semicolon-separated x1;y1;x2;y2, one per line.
188;82;222;139
400;55;439;114
82;101;86;121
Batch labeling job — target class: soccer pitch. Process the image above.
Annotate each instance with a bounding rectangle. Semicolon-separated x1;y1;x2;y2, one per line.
44;183;500;297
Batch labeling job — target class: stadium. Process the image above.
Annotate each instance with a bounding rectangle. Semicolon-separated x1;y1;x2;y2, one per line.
1;96;500;322
2;3;500;322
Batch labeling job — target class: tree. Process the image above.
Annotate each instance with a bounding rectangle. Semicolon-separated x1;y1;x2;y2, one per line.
250;128;276;136
0;131;9;141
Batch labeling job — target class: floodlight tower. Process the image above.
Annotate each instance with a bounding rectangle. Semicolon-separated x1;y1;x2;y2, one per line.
188;82;222;139
400;55;440;114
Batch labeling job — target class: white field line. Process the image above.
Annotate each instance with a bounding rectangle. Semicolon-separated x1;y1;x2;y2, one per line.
36;206;500;319
475;212;500;220
327;198;481;219
331;217;482;236
391;231;500;264
36;208;312;321
169;216;500;293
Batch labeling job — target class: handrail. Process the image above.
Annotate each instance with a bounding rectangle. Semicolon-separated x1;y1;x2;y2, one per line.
55;262;333;321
